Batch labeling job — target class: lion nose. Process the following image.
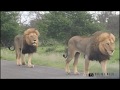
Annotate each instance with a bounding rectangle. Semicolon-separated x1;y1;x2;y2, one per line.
34;40;36;41
111;50;114;53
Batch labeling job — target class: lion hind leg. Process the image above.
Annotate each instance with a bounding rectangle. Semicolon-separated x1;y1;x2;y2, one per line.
65;50;75;74
73;52;80;75
17;58;22;66
21;54;26;65
65;59;71;74
16;50;22;66
28;53;34;68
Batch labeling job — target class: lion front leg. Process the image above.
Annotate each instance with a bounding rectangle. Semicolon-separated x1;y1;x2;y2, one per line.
83;55;90;76
28;53;34;68
100;60;107;76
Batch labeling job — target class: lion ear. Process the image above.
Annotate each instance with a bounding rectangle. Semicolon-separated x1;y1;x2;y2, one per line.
35;30;40;36
97;33;109;42
110;33;115;42
24;28;32;35
24;30;29;35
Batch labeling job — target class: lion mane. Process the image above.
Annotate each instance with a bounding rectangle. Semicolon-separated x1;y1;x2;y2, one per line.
87;31;115;61
63;31;115;75
9;28;40;67
22;28;40;54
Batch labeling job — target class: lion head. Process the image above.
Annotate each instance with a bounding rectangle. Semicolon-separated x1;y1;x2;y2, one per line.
93;31;115;56
24;28;40;47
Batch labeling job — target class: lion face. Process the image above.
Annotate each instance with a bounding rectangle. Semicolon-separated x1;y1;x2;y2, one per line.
26;33;39;46
98;33;115;56
24;28;40;47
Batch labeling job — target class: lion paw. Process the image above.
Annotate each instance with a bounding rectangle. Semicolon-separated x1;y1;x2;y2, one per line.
66;72;71;75
22;62;26;65
17;64;22;66
66;71;71;75
83;72;89;77
17;62;22;66
74;72;80;75
83;74;88;77
28;64;34;68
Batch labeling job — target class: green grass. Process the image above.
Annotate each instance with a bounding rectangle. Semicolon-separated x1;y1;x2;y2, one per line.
110;41;119;63
1;47;16;61
1;43;119;74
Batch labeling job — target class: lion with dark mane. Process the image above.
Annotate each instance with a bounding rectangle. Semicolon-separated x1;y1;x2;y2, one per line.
9;28;40;68
63;31;115;76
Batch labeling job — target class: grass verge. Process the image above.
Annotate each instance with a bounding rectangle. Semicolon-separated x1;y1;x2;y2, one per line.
1;46;119;74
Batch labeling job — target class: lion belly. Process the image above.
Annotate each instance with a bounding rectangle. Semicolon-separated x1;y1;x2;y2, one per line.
22;44;36;54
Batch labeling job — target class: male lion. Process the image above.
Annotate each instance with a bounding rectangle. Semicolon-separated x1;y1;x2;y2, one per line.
63;31;115;76
9;28;40;68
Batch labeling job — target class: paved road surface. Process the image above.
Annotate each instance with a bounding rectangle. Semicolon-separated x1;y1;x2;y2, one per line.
1;60;119;79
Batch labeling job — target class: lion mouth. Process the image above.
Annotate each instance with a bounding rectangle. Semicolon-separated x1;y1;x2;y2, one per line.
108;50;114;56
105;49;114;56
32;43;37;46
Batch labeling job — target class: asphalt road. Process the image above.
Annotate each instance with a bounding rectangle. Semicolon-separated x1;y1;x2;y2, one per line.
1;60;119;79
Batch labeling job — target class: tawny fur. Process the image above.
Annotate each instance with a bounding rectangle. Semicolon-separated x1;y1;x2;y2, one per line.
63;31;115;76
9;28;40;68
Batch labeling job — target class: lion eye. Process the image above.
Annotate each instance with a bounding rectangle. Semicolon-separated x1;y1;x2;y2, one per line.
106;43;109;45
30;35;33;37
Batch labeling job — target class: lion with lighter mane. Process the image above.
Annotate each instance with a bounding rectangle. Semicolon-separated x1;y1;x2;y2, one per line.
9;28;40;68
63;31;115;76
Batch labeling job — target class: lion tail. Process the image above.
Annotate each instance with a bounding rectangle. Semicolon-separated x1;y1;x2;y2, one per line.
63;48;68;58
8;46;15;51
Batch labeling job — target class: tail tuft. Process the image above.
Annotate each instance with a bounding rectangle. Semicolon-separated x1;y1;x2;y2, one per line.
63;47;68;58
8;46;15;51
63;54;67;58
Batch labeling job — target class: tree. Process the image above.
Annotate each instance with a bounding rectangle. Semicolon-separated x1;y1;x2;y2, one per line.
43;11;104;42
28;11;106;44
94;11;119;36
107;14;119;36
1;11;20;47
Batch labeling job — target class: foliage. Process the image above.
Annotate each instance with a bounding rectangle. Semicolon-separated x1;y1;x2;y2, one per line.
107;15;119;35
95;11;119;36
33;11;105;45
1;11;20;47
1;11;119;46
